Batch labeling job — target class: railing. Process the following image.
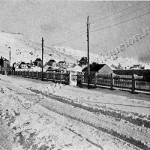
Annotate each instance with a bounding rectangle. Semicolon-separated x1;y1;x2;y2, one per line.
4;70;70;85
77;73;150;93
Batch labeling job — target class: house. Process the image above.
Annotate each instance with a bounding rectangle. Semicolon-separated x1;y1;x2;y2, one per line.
82;63;113;75
79;57;88;66
46;59;56;67
18;62;31;69
46;66;59;72
57;61;68;68
0;56;10;71
33;58;42;67
129;64;143;70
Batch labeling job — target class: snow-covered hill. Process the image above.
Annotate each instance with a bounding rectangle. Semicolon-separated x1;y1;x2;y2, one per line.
0;31;79;65
0;31;150;69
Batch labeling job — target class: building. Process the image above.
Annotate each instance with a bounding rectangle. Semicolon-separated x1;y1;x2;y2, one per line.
46;59;56;67
82;63;113;75
18;62;31;69
33;58;42;67
0;56;10;71
79;57;88;66
57;60;68;68
129;64;143;70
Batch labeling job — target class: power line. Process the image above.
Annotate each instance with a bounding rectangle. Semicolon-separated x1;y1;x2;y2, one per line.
91;1;143;25
90;4;150;30
90;11;150;33
49;3;142;39
50;32;86;46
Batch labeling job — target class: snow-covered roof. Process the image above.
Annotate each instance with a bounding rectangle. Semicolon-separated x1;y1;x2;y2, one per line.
67;65;82;72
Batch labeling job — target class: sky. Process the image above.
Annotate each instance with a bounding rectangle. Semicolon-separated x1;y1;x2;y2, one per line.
0;0;150;62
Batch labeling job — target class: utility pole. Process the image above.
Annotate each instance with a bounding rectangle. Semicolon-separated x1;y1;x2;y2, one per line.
9;48;11;66
87;16;90;89
42;37;44;81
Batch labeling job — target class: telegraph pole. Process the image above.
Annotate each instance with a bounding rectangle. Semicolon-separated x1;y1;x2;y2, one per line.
87;16;90;89
9;47;11;66
42;37;44;81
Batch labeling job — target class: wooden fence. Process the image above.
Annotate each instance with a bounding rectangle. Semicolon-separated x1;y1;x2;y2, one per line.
77;73;150;93
1;70;70;85
0;70;150;93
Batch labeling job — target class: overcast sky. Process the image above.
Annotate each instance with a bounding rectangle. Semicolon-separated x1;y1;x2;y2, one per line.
0;0;150;62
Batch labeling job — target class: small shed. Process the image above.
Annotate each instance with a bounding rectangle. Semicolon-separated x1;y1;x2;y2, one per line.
82;63;113;75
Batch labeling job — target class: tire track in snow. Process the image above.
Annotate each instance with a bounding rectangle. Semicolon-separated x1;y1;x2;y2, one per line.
0;78;148;150
28;88;150;129
27;89;149;150
65;127;104;150
40;104;148;150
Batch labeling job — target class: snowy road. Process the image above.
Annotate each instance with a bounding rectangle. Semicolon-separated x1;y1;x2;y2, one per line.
0;75;150;150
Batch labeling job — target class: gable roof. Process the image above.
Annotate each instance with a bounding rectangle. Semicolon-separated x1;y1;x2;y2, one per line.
58;60;66;63
48;59;56;62
82;63;106;72
34;58;42;62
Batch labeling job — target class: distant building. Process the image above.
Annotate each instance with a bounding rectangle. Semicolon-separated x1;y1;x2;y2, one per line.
82;63;113;75
0;56;10;71
18;62;31;69
57;60;68;68
79;57;88;66
129;64;143;70
46;59;56;67
33;58;42;67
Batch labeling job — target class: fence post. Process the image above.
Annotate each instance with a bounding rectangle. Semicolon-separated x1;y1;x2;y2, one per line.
132;74;135;93
60;72;63;84
80;73;84;87
46;72;49;81
68;71;70;85
30;71;31;78
36;72;38;79
94;73;97;87
53;71;55;82
110;73;114;90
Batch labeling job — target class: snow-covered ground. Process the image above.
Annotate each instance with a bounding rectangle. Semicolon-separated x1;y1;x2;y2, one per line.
0;74;150;150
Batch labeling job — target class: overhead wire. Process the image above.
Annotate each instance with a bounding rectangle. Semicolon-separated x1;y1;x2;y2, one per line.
90;4;150;30
50;2;149;47
90;1;143;25
90;11;150;33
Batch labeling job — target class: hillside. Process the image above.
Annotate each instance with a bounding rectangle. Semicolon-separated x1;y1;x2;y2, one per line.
0;31;149;69
0;31;79;65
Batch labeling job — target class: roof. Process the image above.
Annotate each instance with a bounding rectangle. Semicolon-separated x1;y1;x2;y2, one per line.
67;65;82;72
34;58;42;61
58;61;66;63
48;59;56;62
82;63;106;72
